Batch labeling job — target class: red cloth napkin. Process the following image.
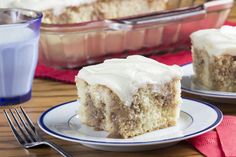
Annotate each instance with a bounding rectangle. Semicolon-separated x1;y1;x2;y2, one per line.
188;115;236;157
216;116;236;157
35;50;192;83
35;64;78;84
188;131;224;157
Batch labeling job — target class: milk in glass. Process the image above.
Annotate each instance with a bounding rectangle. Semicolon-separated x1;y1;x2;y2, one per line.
0;26;39;98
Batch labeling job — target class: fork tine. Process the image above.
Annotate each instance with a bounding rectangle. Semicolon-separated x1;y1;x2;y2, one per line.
20;107;41;140
4;110;25;145
14;108;37;142
9;109;32;143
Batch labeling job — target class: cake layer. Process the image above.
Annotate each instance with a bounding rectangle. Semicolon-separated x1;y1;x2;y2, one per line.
190;26;236;56
1;0;167;24
77;55;182;106
76;77;181;138
192;47;236;92
1;0;96;13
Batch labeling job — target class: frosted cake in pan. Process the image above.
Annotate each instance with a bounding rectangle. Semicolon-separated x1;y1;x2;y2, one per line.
75;55;182;138
2;0;167;24
191;26;236;92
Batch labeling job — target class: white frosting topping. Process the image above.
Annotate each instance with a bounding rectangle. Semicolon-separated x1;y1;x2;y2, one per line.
76;55;182;106
190;25;236;56
0;0;96;15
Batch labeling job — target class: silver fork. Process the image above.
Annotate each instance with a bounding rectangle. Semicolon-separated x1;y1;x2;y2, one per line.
4;107;72;157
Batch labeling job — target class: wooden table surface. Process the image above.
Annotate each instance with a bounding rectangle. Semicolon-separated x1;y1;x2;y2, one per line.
1;3;236;157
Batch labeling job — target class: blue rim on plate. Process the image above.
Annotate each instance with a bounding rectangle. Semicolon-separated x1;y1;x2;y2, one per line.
38;98;223;145
182;86;236;98
181;63;236;98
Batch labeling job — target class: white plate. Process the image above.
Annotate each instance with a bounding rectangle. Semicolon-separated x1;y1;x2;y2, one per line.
181;63;236;103
38;99;222;152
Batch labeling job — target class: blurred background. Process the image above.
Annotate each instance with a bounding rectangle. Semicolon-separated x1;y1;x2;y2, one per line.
228;0;236;21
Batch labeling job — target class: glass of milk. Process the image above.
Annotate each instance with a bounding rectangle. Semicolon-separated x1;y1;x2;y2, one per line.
0;8;42;105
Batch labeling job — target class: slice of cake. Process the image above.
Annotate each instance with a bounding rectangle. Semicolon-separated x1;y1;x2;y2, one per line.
75;55;182;138
190;26;236;92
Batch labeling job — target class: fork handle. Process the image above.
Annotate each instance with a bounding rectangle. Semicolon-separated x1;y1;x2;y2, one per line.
42;141;72;157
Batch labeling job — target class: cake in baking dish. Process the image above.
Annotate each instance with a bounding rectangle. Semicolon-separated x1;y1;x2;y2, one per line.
1;0;167;24
75;55;182;138
190;26;236;92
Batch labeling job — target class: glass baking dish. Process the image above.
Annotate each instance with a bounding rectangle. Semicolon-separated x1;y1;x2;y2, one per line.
39;0;233;68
